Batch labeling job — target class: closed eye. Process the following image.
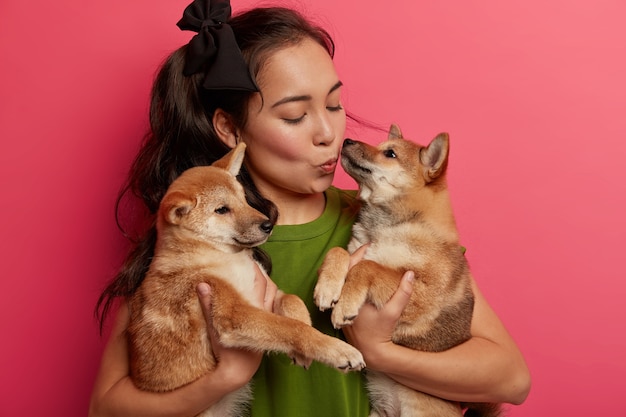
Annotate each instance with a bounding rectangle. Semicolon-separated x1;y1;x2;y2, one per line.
282;114;306;125
215;206;230;214
383;149;397;158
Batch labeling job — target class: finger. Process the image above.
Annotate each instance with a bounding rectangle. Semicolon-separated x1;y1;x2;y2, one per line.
349;243;370;268
384;271;414;318
197;283;223;351
263;277;278;312
197;283;212;315
252;264;269;308
253;263;278;311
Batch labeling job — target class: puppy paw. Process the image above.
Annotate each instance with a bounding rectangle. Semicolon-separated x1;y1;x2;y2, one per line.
330;301;361;329
315;248;350;311
313;281;342;312
326;341;366;372
290;352;313;369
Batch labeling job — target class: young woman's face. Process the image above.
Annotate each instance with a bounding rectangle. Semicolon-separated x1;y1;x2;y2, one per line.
239;38;346;200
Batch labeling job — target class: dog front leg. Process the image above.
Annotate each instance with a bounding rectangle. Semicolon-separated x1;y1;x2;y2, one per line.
330;260;402;329
314;247;351;311
208;280;364;371
273;290;314;368
214;304;365;372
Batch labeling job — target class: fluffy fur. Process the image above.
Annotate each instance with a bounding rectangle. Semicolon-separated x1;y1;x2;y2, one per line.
128;143;365;417
314;125;501;417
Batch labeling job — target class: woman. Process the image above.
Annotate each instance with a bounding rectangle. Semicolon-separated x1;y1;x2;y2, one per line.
89;1;530;416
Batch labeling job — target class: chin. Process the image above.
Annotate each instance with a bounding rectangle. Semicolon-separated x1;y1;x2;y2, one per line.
313;176;335;193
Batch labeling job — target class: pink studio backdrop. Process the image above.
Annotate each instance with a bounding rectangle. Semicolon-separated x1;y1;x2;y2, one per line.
1;0;624;415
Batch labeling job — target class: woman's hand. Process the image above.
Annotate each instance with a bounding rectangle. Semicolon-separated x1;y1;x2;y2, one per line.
342;269;415;368
343;270;530;404
343;244;415;366
347;244;369;268
88;265;278;417
196;263;276;388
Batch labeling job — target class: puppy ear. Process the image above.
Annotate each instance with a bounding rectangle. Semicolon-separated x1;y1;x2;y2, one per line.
161;191;197;225
420;133;449;182
388;123;403;139
213;142;246;177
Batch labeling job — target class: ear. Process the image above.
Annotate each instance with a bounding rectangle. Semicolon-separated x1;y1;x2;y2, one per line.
161;191;197;225
212;142;246;177
388;123;403;139
419;133;450;182
213;108;240;149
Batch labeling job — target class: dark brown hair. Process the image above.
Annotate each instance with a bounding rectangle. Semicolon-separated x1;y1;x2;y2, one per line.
96;7;335;329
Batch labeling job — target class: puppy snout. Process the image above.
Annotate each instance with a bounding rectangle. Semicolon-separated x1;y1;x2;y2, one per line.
343;138;356;146
260;220;273;234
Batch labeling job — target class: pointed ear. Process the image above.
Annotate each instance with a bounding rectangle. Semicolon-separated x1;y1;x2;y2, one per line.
212;142;246;177
213;109;240;149
388;124;403;139
419;133;450;182
161;191;197;225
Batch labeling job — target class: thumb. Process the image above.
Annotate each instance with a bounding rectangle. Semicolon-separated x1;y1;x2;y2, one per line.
385;271;414;318
197;283;223;354
196;283;213;320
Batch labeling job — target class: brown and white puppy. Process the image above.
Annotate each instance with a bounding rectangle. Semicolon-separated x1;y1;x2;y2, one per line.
128;143;365;417
314;126;501;417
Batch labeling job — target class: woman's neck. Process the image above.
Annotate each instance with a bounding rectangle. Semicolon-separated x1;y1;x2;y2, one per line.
270;191;326;225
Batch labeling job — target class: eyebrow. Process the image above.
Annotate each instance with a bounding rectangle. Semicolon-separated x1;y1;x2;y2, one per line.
271;81;343;108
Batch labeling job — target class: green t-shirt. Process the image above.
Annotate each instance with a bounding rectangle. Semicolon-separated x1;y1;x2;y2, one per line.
250;187;370;417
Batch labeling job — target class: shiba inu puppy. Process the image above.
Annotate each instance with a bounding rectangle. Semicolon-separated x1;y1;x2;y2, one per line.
128;143;365;417
314;126;501;417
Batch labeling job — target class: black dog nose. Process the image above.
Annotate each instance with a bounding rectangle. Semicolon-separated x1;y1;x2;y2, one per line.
260;220;273;234
343;138;356;146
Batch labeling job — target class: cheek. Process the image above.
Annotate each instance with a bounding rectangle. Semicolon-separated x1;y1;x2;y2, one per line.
246;123;305;162
335;114;347;138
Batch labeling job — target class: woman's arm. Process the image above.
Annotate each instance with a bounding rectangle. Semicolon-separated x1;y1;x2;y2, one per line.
343;272;531;405
89;268;276;417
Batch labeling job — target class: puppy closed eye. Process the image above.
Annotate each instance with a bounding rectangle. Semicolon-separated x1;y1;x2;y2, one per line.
215;206;231;215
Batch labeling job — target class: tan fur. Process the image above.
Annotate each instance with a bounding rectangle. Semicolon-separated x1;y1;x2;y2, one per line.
314;126;501;417
128;143;365;417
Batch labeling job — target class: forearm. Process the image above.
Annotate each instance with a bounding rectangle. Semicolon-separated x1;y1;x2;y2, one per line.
89;301;251;417
365;335;529;404
347;275;530;405
89;371;240;417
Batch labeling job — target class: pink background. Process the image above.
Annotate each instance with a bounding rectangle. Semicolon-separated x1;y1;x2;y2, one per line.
1;0;624;415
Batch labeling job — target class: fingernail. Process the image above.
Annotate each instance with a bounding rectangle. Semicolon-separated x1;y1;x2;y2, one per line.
405;271;415;283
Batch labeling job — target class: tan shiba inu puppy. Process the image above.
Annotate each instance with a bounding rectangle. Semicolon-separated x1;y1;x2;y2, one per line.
128;143;365;417
314;126;501;417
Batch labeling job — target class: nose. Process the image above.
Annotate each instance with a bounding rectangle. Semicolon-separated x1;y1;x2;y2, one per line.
313;113;336;146
260;220;273;234
343;138;356;146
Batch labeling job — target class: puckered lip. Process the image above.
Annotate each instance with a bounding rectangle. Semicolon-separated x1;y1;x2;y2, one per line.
320;157;338;166
319;157;338;173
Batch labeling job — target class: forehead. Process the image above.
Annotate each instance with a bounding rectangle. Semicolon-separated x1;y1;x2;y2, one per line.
174;168;235;193
255;38;339;98
380;138;420;151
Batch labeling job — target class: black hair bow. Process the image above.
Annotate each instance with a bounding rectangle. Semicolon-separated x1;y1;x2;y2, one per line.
177;0;258;91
